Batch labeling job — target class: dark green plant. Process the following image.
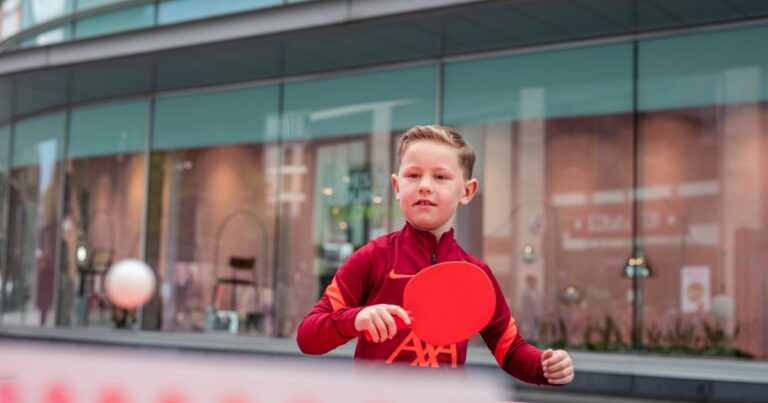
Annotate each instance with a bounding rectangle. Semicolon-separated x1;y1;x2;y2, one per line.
583;315;625;351
577;316;754;358
650;317;753;358
646;322;664;346
539;316;569;349
702;320;740;349
557;316;569;348
665;316;699;350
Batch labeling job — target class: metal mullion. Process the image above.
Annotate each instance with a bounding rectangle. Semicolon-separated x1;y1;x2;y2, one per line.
137;94;154;330
49;104;71;327
0;123;16;322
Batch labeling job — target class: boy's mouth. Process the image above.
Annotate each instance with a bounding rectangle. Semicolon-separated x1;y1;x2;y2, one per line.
414;200;436;206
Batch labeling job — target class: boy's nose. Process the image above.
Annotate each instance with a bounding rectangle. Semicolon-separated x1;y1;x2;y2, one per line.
418;178;433;193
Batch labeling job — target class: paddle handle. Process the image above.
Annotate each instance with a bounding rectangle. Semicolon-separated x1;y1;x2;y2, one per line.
362;315;411;341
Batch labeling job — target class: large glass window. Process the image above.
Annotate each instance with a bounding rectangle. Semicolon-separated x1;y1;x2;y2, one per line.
57;99;147;328
18;24;70;48
1;0;22;41
437;26;768;361
443;43;634;349
638;25;768;359
76;0;127;12
74;4;155;39
21;0;72;28
0;8;764;365
146;86;279;334
279;65;436;336
157;0;281;25
2;112;65;326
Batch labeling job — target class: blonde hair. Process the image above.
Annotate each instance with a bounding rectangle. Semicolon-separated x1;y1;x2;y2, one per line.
396;125;475;179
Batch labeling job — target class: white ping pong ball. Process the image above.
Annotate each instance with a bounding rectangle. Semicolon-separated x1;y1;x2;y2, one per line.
105;259;156;309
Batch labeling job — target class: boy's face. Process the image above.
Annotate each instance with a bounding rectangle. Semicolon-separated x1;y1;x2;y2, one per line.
391;140;478;238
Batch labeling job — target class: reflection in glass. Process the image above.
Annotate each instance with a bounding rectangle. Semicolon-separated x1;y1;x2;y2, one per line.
0;15;762;364
146;86;279;334
280;65;435;336
3;113;65;326
1;0;22;40
19;25;70;48
158;0;281;25
21;0;72;28
58;100;147;328
146;145;276;334
313;139;368;296
76;0;125;11
638;25;768;358
639;104;766;358
444;43;634;350
452;115;634;349
74;5;155;39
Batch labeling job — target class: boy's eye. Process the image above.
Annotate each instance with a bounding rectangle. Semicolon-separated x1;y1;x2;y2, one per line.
407;173;420;179
435;175;448;181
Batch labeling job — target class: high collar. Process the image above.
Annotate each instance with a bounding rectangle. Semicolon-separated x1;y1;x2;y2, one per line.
400;221;458;262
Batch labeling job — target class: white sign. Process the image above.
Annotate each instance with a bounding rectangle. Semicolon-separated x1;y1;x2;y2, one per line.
680;266;710;313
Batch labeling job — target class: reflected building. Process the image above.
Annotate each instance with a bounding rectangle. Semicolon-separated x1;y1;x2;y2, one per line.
0;0;766;374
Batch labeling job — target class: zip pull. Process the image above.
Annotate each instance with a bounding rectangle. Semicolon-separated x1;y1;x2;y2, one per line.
431;253;436;264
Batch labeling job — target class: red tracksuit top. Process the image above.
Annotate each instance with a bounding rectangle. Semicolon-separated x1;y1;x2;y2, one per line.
296;222;548;385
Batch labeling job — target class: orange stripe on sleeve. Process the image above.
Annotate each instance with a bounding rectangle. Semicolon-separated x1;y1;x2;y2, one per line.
493;317;519;366
325;278;346;311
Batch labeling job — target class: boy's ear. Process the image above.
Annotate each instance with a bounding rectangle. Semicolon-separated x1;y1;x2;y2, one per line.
391;174;400;200
460;178;478;205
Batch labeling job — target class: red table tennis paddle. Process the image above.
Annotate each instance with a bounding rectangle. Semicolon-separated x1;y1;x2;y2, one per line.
363;261;496;346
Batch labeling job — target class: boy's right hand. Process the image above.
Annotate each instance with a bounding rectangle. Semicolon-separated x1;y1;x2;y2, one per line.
354;304;411;343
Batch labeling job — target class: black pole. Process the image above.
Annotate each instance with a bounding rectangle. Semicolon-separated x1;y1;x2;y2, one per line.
631;38;643;351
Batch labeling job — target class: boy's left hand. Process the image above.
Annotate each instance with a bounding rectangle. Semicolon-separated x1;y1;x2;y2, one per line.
541;349;574;385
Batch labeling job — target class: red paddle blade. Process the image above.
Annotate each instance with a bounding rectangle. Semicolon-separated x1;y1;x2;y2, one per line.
404;261;495;346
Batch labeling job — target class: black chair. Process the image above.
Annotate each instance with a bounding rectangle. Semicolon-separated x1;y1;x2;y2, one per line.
206;208;269;333
208;256;260;333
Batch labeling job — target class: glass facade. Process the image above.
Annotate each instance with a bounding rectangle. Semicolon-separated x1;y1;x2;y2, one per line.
0;0;21;41
637;26;768;357
443;43;635;349
0;21;766;362
21;0;72;29
3;112;65;326
73;4;154;39
145;86;279;333
57;100;148;328
76;0;123;11
18;23;69;47
278;66;436;334
0;0;303;51
157;0;281;25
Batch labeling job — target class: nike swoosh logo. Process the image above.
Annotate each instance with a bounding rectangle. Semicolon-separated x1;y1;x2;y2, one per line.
389;269;416;280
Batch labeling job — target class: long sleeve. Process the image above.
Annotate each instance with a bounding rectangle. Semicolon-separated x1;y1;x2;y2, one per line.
296;299;362;355
296;244;372;355
490;317;548;384
478;263;549;385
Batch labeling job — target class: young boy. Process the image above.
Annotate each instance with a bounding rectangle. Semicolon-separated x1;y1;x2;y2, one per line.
297;125;574;385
